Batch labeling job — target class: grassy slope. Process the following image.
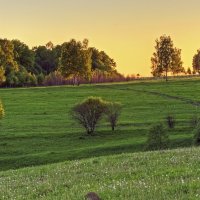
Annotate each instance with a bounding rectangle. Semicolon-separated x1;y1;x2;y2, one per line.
1;147;200;200
0;78;200;171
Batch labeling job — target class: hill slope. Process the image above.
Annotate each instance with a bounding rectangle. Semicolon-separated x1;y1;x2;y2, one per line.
1;147;199;200
0;78;200;170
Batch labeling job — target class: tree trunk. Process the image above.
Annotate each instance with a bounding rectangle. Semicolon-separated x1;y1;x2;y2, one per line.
165;70;168;82
112;126;115;131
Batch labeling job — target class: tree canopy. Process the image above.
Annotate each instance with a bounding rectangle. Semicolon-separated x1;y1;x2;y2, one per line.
0;38;119;87
151;35;184;81
59;39;92;84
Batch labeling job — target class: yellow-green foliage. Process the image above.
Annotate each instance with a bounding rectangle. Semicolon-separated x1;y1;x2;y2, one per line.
0;101;4;119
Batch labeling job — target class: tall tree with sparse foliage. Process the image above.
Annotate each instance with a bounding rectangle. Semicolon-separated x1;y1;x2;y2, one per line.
105;102;122;131
151;35;183;81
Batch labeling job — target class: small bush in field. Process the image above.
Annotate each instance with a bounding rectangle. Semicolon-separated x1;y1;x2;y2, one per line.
193;123;200;145
146;123;169;151
105;102;122;131
0;101;4;119
72;97;107;135
166;115;175;129
190;115;200;128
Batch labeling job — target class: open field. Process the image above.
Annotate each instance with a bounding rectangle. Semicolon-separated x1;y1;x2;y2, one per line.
1;147;200;200
0;78;200;171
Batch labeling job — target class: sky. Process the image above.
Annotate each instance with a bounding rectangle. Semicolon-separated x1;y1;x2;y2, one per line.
1;0;200;76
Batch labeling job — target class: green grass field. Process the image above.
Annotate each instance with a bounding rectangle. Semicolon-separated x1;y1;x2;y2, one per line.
1;78;200;171
1;147;200;200
1;78;200;199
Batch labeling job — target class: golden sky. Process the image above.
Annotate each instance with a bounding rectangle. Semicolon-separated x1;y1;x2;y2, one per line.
1;0;200;76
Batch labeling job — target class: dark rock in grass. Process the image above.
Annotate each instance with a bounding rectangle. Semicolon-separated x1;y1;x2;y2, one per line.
85;192;100;200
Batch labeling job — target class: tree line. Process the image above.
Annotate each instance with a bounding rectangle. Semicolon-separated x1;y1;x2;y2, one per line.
1;35;199;87
151;35;200;81
0;38;125;87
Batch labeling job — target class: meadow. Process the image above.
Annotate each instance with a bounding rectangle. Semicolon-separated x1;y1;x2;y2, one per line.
1;147;199;199
0;78;200;171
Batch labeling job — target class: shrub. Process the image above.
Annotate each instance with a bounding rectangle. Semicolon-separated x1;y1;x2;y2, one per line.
193;123;200;145
72;97;107;135
190;115;200;128
37;73;45;85
105;102;122;131
166;115;175;129
146;123;169;151
0;101;5;119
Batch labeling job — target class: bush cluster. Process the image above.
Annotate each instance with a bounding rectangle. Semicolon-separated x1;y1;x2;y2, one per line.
146;114;200;151
72;97;122;135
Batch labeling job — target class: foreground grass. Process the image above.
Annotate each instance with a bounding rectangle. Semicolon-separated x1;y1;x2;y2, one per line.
1;78;200;170
1;147;200;200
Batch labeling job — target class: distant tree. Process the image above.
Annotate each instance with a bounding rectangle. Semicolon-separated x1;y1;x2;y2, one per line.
34;45;57;75
146;123;169;150
6;71;19;87
151;35;183;81
52;45;62;69
37;73;45;85
15;67;28;87
171;48;184;75
151;52;162;77
46;41;54;50
43;71;64;86
12;40;35;74
72;97;107;135
59;39;92;85
90;47;116;72
105;102;122;131
192;50;200;74
0;37;121;87
0;39;18;77
187;67;192;75
26;73;38;86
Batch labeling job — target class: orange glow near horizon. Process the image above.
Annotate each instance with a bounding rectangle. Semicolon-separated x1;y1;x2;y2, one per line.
1;0;200;76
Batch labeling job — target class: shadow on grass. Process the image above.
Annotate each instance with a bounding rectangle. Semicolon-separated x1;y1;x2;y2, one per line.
0;129;193;172
0;143;144;171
